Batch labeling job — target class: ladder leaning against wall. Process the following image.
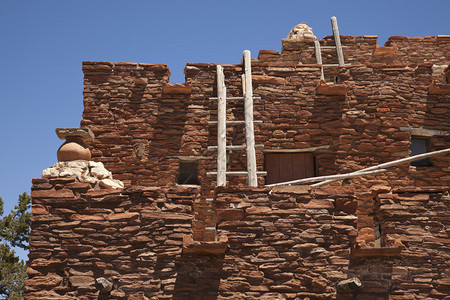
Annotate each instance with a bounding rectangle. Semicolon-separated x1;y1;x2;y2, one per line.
312;16;348;82
207;50;266;187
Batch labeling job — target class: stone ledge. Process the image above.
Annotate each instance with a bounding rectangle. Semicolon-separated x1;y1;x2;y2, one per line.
182;235;228;255
316;80;348;96
373;45;396;56
428;81;450;94
162;83;192;94
55;128;94;141
351;245;403;257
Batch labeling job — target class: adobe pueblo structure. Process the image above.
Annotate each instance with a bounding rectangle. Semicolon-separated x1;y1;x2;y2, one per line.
25;18;450;299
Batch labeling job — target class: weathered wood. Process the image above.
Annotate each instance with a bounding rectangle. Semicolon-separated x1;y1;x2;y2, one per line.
308;46;349;49
207;171;267;176
314;40;325;80
266;169;387;187
208;145;264;151
312;147;450;187
216;65;227;186
209;96;262;100
208;120;262;125
263;145;330;153
331;16;345;66
243;50;258;187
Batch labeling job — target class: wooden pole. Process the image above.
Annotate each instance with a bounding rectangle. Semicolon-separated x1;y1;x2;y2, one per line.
216;65;227;186
331;16;345;66
243;50;258;187
266;169;387;187
314;40;325;80
312;147;450;188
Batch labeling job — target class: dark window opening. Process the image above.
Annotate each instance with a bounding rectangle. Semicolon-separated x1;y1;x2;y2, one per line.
410;137;432;166
177;161;199;185
265;152;315;185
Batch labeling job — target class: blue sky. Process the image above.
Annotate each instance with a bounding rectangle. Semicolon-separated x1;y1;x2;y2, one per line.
0;1;448;260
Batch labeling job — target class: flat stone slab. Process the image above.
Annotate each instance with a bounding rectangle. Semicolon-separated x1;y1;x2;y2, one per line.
55;128;95;141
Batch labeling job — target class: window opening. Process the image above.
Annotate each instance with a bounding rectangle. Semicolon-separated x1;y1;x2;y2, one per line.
177;161;199;185
410;137;432;166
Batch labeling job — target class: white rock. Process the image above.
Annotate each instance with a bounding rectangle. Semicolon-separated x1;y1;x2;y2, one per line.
91;166;112;179
42;167;59;178
66;160;89;169
78;174;98;184
89;161;105;168
60;170;78;177
99;179;124;189
287;22;316;40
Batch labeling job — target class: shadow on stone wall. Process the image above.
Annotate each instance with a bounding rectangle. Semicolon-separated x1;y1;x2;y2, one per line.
173;253;225;300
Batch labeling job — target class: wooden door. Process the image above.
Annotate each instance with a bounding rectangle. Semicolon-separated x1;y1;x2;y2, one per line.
265;153;315;185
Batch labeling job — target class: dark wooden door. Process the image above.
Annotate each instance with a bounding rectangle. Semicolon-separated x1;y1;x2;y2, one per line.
265;153;315;185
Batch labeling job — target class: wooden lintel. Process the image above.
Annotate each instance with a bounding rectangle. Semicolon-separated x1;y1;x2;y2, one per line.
263;145;330;153
162;83;192;94
316;80;348;96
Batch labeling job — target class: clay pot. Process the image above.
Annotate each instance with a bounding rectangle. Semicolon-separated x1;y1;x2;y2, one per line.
57;137;91;161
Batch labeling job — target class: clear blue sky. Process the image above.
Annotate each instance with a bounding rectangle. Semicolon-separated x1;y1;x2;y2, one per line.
0;1;448;260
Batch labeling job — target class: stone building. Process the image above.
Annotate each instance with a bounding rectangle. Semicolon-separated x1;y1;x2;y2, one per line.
25;21;450;299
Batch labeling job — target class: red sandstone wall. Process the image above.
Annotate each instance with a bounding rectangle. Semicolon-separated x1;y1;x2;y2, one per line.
81;35;450;194
25;178;450;299
25;33;450;299
25;177;200;299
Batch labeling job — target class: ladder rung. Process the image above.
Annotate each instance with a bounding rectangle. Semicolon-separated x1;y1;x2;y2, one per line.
207;171;267;176
207;145;265;151
322;63;351;67
208;120;263;125
209;96;262;100
308;46;348;49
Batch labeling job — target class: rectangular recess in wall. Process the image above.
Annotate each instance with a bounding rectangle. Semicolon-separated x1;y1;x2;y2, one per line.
265;152;315;185
410;137;432;166
177;161;199;185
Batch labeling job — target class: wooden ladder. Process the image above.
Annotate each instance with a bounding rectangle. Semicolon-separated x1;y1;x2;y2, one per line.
207;50;266;187
312;16;348;82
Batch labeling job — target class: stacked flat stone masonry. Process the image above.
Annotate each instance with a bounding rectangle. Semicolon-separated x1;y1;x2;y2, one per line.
26;28;449;299
26;175;200;299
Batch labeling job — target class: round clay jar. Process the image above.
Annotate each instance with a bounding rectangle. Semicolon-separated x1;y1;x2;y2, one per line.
57;137;91;161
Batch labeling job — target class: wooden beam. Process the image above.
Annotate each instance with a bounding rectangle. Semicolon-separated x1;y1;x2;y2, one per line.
243;50;258;187
311;147;450;188
207;171;267;176
208;120;262;125
208;145;264;151
314;40;325;80
331;16;345;66
266;169;387;187
209;97;262;101
216;65;227;186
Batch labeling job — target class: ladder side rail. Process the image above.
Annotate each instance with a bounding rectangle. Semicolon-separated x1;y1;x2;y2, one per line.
331;16;345;66
314;40;325;80
243;50;258;187
216;65;227;186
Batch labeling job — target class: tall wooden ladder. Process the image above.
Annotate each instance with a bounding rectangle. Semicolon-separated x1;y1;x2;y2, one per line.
312;16;348;82
207;50;266;187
